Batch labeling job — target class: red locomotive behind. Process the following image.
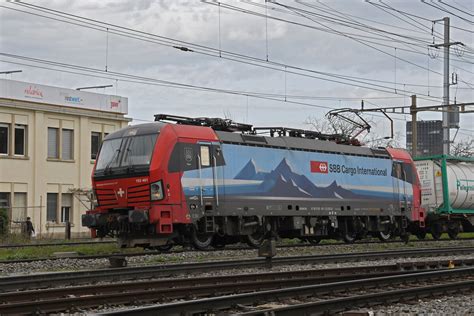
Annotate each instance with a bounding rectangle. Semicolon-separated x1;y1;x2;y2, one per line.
82;114;424;249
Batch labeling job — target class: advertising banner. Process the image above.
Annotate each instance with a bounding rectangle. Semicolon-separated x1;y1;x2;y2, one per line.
0;79;128;114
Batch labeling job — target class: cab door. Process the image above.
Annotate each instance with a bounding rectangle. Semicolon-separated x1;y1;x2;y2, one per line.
197;142;223;214
392;161;408;213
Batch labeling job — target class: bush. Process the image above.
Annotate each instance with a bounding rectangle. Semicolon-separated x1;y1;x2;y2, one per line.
0;208;8;236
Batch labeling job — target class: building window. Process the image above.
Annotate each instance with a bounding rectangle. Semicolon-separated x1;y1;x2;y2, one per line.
91;132;101;160
61;129;74;160
0;192;10;209
14;125;26;156
48;128;59;158
0;124;28;156
91;132;109;160
0;124;9;155
13;193;27;221
61;193;72;223
47;193;58;222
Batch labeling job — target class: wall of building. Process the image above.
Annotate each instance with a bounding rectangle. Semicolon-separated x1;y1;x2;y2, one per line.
0;82;130;238
406;120;443;157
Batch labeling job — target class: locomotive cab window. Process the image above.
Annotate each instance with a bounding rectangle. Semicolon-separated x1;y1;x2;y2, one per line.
402;163;414;184
391;162;414;184
200;145;210;167
391;163;402;179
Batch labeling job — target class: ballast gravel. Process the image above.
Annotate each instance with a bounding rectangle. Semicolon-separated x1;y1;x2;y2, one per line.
1;239;473;315
368;293;474;315
1;239;473;276
90;284;474;315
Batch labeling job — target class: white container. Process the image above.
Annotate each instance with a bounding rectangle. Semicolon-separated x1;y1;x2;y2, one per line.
415;159;474;212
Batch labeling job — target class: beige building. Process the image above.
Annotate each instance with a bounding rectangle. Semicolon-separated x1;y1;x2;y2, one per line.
0;79;130;238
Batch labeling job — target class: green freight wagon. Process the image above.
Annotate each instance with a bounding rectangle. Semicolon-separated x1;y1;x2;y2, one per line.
414;155;474;239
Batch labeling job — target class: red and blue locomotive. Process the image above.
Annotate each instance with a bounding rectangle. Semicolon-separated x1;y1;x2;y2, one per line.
82;114;424;249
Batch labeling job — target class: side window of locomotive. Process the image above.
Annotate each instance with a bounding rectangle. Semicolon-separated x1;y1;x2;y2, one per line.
391;163;402;180
200;146;210;167
402;163;414;184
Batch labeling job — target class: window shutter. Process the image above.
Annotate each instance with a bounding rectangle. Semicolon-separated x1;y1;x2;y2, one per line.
14;125;25;156
0;125;9;155
13;193;27;220
47;193;58;222
62;193;72;207
48;128;58;158
62;129;73;160
61;193;72;223
91;132;101;160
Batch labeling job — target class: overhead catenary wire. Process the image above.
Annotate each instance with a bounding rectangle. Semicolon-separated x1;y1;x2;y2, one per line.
272;2;445;74
5;1;460;90
2;2;472;124
204;0;474;95
422;0;474;25
0;58;407;102
218;1;474;61
270;1;474;72
2;3;466;103
439;0;473;18
368;0;474;60
0;55;425;126
369;0;474;34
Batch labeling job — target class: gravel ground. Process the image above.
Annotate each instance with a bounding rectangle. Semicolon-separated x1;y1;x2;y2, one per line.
89;276;474;315
367;293;474;315
2;239;473;315
1;239;473;276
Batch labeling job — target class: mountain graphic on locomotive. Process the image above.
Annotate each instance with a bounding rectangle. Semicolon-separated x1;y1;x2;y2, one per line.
82;114;424;249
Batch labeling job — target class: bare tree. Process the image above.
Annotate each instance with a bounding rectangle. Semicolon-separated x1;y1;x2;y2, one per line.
305;113;367;138
361;131;404;148
305;114;403;149
451;139;474;158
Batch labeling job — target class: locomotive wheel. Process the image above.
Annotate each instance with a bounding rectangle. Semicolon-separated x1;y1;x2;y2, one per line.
245;230;264;248
448;227;459;240
343;232;356;244
211;236;226;249
431;231;442;240
416;231;426;240
400;233;410;244
378;230;392;242
307;237;321;245
156;243;173;252
191;231;214;250
431;223;442;240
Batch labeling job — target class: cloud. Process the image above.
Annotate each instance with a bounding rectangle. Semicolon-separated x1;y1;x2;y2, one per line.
0;0;472;141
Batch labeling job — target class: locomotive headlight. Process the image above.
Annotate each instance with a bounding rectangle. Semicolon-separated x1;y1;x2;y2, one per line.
90;189;98;208
150;180;164;201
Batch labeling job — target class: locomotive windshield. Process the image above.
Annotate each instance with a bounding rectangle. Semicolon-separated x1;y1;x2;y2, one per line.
95;133;158;177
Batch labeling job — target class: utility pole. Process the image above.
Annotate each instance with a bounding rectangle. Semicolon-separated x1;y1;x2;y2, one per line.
410;95;417;157
442;17;450;155
429;17;463;155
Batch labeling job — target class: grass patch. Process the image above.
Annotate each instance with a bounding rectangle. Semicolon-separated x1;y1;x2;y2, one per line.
0;243;142;261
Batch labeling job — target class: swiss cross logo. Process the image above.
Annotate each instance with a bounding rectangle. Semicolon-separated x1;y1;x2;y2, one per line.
116;188;125;198
311;161;328;174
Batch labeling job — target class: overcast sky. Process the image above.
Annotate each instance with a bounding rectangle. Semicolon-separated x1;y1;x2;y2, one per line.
0;0;472;144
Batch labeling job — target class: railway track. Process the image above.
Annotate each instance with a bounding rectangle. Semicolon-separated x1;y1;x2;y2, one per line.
1;246;473;293
1;236;473;264
103;267;474;315
1;259;473;314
